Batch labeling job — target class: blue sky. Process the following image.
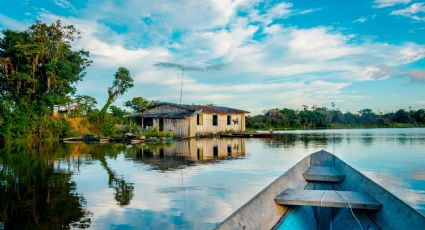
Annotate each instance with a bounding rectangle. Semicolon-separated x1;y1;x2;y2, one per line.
1;0;425;114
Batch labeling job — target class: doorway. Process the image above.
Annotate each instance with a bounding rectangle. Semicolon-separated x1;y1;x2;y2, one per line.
159;118;164;131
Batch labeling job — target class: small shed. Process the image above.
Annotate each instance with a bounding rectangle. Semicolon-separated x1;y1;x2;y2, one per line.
130;102;249;137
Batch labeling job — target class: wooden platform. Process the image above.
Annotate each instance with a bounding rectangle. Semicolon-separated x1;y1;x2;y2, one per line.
275;189;381;210
303;166;345;183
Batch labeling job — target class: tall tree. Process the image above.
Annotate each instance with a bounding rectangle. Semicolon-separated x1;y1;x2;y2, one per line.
0;20;91;140
99;67;134;120
0;20;91;108
124;96;150;113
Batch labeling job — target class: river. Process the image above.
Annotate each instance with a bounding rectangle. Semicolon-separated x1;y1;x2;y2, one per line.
0;128;424;229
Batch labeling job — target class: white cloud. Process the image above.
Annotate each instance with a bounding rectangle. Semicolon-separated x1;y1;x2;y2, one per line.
299;8;322;15
52;0;76;13
391;3;425;21
416;100;425;105
353;17;368;23
408;70;425;82
0;13;28;31
373;0;411;8
30;0;425;112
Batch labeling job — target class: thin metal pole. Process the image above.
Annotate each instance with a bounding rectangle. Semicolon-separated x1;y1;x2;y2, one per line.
179;68;184;104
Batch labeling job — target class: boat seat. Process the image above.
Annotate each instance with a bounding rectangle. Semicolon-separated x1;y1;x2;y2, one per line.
303;166;345;183
275;189;381;210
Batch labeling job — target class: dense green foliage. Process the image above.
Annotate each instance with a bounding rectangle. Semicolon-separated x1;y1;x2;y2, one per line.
0;21;139;143
0;20;91;142
124;96;159;113
247;106;425;130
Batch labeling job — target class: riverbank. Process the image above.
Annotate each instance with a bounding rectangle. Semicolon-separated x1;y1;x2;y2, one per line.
246;123;425;132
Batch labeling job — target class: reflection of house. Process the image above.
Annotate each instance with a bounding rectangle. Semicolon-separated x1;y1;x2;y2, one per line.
130;103;249;137
135;138;246;170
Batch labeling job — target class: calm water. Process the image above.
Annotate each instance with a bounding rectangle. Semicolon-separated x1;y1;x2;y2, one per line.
0;128;424;229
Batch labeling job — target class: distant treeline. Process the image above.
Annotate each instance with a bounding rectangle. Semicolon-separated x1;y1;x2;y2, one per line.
246;106;425;130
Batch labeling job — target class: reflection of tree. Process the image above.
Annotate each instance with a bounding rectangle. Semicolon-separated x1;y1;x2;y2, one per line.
0;145;91;229
71;144;135;206
263;133;344;149
98;156;134;206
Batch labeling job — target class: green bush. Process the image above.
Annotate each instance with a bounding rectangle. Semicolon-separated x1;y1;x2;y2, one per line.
137;128;173;138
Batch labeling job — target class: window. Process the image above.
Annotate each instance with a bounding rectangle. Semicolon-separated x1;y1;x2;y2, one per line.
213;146;218;157
227;145;232;156
197;148;203;160
197;114;203;125
212;115;218;126
227;115;231;125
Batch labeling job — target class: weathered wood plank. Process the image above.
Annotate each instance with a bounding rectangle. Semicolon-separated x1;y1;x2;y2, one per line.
275;189;381;210
303;166;345;183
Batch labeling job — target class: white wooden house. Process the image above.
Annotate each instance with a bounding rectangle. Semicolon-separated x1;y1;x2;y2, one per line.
130;102;249;137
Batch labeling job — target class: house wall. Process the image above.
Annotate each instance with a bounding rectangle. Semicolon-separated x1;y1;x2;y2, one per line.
195;113;246;135
163;118;191;137
151;138;246;161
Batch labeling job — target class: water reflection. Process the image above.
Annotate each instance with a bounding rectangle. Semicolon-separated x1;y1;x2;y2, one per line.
0;129;424;229
129;138;246;170
0;145;91;229
263;133;344;149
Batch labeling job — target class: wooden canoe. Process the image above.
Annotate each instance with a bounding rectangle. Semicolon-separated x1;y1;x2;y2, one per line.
216;150;425;230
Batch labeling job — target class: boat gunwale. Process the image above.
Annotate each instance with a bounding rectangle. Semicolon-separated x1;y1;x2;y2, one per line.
215;152;313;229
216;150;425;230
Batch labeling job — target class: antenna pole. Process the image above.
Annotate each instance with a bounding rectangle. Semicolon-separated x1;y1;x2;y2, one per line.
179;68;184;104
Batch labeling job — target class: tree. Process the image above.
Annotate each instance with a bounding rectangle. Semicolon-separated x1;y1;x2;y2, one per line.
74;95;97;115
358;109;376;124
124;96;150;113
109;105;129;124
0;20;91;140
413;109;425;124
99;67;134;120
393;109;412;123
0;20;91;108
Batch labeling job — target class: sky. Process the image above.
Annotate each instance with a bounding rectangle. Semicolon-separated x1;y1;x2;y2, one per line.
1;0;425;114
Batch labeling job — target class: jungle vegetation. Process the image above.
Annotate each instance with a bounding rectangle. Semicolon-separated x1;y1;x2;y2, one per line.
246;106;425;130
0;20;152;145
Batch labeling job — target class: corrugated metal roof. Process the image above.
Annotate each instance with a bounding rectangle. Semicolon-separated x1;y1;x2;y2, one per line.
161;102;249;114
189;105;249;114
129;111;197;119
130;102;249;118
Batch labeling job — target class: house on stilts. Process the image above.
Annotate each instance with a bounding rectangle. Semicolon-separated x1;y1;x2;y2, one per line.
129;102;249;137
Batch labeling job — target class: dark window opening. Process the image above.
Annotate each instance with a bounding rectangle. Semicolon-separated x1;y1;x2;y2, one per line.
159;118;164;131
197;114;203;125
227;145;232;156
227;115;231;125
159;148;164;158
213;115;218;126
213;146;219;157
143;118;153;128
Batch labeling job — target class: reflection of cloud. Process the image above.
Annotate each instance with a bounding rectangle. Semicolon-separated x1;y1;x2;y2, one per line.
412;170;425;180
363;171;425;210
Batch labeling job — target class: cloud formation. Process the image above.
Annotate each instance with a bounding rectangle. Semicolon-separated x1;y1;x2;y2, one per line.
373;0;411;8
3;0;425;112
391;3;425;21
